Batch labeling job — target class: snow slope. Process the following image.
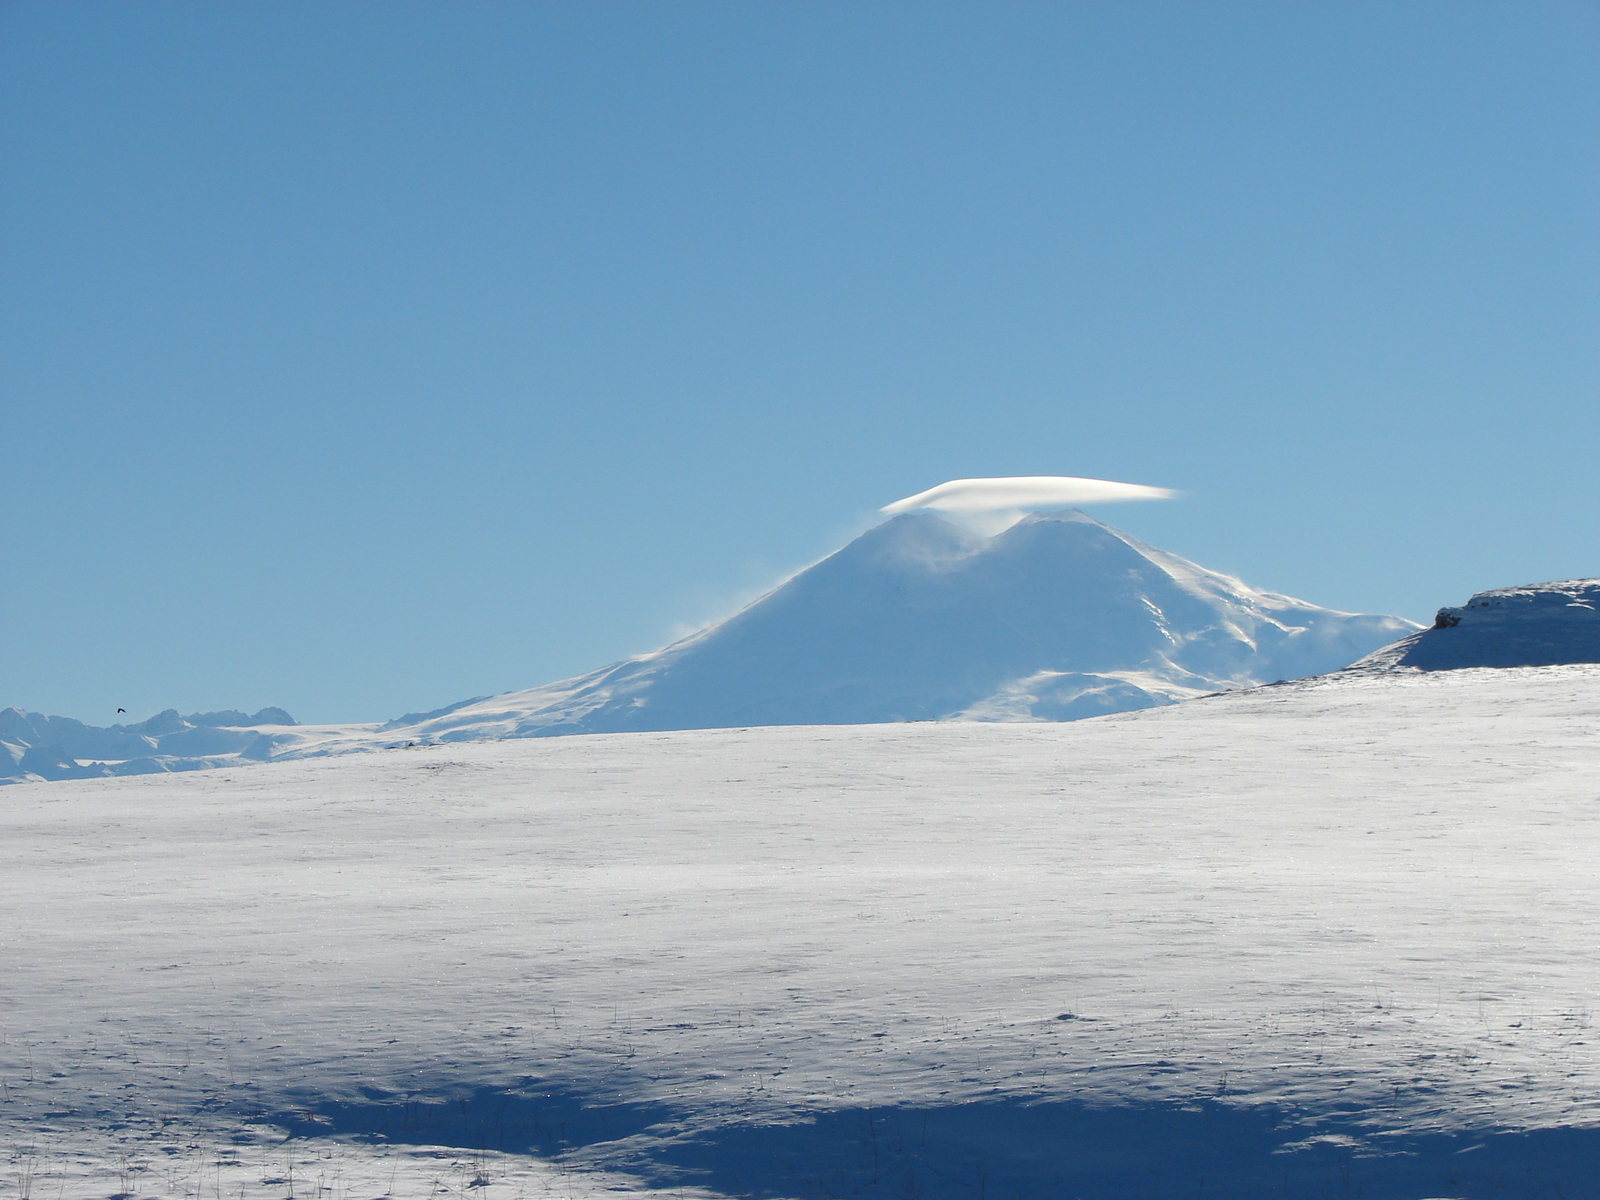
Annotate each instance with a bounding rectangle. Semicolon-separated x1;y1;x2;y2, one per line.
6;663;1600;1198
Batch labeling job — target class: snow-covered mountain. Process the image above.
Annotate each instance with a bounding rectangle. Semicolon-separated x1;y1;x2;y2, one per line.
1;510;1419;780
345;508;1416;744
1349;577;1600;671
0;706;295;784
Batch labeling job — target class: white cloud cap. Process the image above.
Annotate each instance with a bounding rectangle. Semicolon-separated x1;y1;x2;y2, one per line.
883;475;1176;516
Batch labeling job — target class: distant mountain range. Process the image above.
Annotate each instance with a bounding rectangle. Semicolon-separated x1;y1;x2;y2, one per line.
0;707;295;783
5;509;1433;782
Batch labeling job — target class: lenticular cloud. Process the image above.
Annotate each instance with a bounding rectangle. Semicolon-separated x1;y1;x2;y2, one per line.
883;476;1175;528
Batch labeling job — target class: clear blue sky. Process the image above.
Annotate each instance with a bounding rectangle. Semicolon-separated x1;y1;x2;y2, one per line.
3;0;1596;725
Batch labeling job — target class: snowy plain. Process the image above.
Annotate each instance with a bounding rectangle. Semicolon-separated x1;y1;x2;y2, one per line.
6;662;1600;1198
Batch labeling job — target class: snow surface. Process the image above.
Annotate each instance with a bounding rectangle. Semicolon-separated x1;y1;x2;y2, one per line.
6;663;1600;1197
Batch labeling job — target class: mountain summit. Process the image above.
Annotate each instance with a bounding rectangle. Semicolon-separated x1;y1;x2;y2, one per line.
382;509;1418;742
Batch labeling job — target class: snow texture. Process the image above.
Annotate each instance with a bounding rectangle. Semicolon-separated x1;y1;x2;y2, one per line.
5;663;1600;1197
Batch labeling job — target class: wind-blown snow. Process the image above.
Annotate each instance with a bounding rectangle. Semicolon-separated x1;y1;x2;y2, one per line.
6;663;1600;1197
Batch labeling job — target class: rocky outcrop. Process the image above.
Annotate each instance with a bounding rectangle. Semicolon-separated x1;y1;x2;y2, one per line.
1351;580;1600;671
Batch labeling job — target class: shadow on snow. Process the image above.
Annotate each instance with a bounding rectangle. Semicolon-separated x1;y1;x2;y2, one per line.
273;1086;1600;1200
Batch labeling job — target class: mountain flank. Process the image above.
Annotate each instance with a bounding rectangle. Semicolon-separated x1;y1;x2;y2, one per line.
356;509;1416;743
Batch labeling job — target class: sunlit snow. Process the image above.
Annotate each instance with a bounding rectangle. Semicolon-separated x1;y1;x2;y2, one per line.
6;663;1600;1197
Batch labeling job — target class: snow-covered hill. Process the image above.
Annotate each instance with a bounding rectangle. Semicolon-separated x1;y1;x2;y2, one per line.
1351;578;1600;671
6;663;1600;1198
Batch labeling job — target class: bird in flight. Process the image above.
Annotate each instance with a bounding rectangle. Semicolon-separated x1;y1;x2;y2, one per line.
117;708;126;714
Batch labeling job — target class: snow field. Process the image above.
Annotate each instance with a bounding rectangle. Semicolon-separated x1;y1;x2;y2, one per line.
6;1126;708;1200
5;664;1600;1197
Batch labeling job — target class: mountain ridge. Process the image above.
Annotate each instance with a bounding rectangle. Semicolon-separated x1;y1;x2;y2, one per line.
0;706;297;783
